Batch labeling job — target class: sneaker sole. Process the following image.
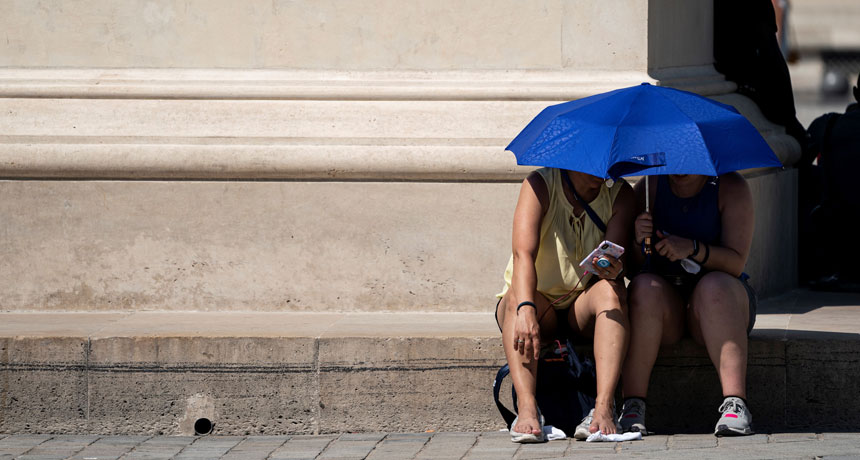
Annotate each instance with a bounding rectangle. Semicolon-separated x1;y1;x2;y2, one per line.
574;424;625;440
573;428;590;440
511;433;546;443
714;424;753;437
623;425;647;435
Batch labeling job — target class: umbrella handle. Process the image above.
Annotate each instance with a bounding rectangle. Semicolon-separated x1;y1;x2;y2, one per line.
643;236;652;255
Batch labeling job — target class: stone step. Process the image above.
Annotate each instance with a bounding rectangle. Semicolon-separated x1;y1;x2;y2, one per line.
2;289;858;436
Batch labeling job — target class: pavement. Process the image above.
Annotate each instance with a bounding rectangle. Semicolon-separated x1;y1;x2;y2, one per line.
2;431;860;460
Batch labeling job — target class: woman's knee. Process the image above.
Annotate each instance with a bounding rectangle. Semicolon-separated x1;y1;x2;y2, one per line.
690;272;748;320
628;274;672;316
589;279;627;312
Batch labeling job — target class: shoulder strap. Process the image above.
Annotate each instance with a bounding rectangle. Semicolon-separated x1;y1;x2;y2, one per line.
561;171;607;233
493;364;517;429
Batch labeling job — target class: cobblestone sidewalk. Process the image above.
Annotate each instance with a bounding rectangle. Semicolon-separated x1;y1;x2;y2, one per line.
1;432;859;460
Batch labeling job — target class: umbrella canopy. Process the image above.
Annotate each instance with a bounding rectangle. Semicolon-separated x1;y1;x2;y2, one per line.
506;83;782;179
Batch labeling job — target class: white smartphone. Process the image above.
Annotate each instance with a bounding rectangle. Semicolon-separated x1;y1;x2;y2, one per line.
579;240;625;273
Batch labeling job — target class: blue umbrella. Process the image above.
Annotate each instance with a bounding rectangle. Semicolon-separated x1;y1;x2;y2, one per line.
506;83;782;179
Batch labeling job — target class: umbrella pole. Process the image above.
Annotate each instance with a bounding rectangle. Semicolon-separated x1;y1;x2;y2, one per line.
643;177;652;269
644;178;652;254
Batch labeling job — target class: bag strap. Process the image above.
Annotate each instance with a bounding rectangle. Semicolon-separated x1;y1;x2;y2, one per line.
493;364;517;429
560;170;607;233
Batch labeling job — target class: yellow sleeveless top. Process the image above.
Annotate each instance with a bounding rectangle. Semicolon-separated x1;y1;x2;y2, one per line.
497;168;622;309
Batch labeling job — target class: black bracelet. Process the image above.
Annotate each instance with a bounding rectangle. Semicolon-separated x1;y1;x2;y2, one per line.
516;301;537;315
700;243;710;265
691;239;700;258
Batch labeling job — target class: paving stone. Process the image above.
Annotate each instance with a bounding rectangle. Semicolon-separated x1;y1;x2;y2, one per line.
413;434;478;459
68;437;144;459
122;439;189;460
137;436;197;446
768;432;819;443
15;456;71;460
366;440;427;459
270;437;337;459
338;433;387;442
617;435;669;452
384;433;432;441
820;433;860;440
221;436;289;460
121;455;176;460
97;435;151;443
566;440;617;450
68;452;130;460
319;440;380;459
716;434;770;447
514;440;568;459
24;437;96;458
669;434;718;449
70;456;124;460
221;453;273;460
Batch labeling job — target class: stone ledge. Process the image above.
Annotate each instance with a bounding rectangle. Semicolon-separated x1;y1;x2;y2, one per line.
0;67;799;180
0;68;732;100
1;290;859;435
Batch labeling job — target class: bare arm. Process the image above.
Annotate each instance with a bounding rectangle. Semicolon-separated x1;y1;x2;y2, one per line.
593;180;636;279
509;171;549;359
706;172;754;276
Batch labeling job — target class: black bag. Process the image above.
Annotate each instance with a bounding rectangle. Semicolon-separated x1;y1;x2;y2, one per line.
493;339;597;436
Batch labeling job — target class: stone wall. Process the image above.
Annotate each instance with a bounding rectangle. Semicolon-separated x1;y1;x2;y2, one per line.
0;0;799;311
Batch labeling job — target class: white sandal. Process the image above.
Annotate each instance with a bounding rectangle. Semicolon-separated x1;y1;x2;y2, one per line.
510;408;546;443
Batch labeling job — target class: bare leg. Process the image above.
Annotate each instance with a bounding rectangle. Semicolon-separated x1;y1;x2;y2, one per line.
569;279;628;434
496;292;557;435
621;274;686;399
687;272;750;398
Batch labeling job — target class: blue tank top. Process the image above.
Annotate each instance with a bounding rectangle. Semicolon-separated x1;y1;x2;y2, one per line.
652;176;721;277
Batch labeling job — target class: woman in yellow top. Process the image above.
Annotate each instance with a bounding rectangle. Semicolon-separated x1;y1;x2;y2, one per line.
496;167;635;442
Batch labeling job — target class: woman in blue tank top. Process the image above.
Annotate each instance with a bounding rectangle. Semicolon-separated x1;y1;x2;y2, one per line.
617;173;758;438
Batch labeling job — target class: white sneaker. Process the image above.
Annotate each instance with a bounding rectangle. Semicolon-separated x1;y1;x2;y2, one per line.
714;396;754;436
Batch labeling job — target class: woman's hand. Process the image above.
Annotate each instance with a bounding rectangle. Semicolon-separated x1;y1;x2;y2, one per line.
655;230;695;261
591;253;623;280
514;305;541;360
634;212;653;245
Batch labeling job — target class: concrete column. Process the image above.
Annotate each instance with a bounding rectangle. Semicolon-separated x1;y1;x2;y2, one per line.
0;0;797;311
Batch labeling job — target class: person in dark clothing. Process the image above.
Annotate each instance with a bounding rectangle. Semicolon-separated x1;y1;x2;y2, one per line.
801;75;860;289
618;173;758;437
713;0;809;163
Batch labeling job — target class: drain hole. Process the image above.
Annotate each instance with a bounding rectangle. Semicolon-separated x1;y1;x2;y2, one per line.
194;418;213;435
